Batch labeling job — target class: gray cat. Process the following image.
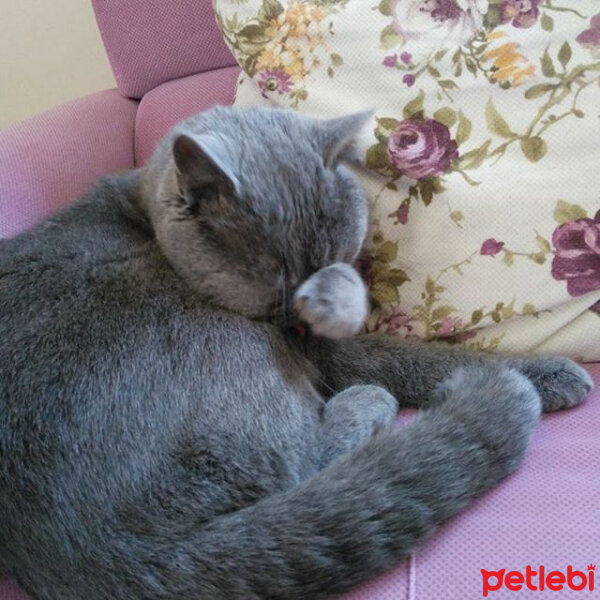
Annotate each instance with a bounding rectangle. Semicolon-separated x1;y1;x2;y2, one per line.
0;106;592;600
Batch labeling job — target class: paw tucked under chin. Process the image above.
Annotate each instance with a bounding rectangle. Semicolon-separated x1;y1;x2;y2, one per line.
293;263;368;339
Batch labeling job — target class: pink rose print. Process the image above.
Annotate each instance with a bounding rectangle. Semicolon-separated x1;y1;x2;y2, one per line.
576;13;600;58
402;74;416;87
480;239;505;256
387;119;458;180
381;52;415;71
383;54;399;67
374;306;415;335
446;329;478;343
437;316;464;337
390;202;410;225
437;317;478;343
500;0;541;28
391;0;488;50
257;69;293;96
551;210;600;297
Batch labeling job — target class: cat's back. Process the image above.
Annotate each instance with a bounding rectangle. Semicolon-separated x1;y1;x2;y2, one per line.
0;171;157;315
0;172;318;487
0;172;184;443
0;173;323;581
0;171;273;421
0;172;177;385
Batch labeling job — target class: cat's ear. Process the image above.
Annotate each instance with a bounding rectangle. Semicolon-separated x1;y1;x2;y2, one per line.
318;111;373;167
173;133;240;204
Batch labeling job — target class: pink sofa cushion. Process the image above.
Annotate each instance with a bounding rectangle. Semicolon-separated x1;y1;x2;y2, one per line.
410;362;600;599
134;66;240;165
0;578;23;600
92;0;237;99
1;364;597;599
0;89;138;239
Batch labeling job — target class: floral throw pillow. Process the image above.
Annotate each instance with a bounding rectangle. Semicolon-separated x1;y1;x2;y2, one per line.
214;0;600;360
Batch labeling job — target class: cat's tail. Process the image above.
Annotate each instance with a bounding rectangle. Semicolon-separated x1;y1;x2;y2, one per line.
121;367;541;599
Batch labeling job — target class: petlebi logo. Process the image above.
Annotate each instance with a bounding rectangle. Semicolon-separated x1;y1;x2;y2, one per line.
481;564;596;596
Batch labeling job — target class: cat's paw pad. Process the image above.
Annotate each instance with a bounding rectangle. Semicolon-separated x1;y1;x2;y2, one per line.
518;357;593;412
293;263;368;339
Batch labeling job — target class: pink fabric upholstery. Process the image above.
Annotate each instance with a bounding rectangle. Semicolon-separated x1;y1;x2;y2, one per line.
344;362;600;600
134;66;240;165
92;0;237;99
410;364;600;599
0;578;24;600
2;364;598;599
0;89;137;239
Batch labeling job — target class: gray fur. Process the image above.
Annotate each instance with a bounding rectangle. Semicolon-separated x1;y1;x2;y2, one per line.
0;106;592;600
319;384;398;467
294;262;369;338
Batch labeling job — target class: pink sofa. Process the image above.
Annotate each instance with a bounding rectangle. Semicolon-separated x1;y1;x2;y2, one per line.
0;2;598;598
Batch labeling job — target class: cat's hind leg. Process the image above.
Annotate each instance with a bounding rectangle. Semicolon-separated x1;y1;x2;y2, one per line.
320;385;398;468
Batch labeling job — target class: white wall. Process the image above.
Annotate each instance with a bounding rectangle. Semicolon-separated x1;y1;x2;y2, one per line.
0;0;116;129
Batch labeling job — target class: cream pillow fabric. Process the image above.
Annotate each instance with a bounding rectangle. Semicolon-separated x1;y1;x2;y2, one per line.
214;0;600;360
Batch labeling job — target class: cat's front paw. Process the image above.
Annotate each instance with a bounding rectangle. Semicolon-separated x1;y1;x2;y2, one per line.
515;357;593;412
293;263;368;339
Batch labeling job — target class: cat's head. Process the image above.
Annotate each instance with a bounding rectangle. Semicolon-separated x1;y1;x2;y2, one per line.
141;106;371;337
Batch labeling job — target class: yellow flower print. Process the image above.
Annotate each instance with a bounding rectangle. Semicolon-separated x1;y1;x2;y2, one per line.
482;32;535;87
255;42;284;70
286;35;323;62
216;1;345;106
279;49;305;78
500;64;535;86
256;3;333;84
264;19;290;43
284;3;328;31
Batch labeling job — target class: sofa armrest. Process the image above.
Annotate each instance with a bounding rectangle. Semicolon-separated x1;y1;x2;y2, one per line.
0;89;138;238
